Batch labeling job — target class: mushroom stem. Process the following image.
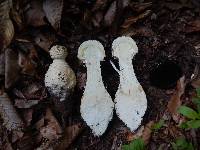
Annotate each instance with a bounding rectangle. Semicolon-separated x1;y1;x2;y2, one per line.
78;40;114;136
85;60;103;88
118;58;138;95
112;36;147;132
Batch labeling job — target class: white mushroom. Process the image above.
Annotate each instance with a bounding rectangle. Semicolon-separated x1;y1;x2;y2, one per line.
45;45;76;101
78;40;114;136
112;36;147;131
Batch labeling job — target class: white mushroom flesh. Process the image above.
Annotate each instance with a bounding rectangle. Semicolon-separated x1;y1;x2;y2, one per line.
45;45;76;101
112;36;147;131
78;40;114;136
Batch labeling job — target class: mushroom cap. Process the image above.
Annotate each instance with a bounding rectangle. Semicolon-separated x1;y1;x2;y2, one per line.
78;40;105;61
50;45;68;59
112;36;138;59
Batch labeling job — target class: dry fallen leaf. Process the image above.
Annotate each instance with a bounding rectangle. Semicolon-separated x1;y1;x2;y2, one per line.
10;0;24;30
56;123;84;150
11;130;24;143
121;10;151;28
14;99;39;108
191;64;200;88
103;1;116;26
24;0;46;27
167;76;186;120
0;0;14;51
142;121;154;145
0;53;5;76
120;26;154;37
23;109;33;126
130;2;152;13
33;30;57;52
111;136;122;150
126;121;154;145
39;108;62;141
76;72;86;90
0;93;24;131
185;20;200;33
17;43;38;76
5;48;20;89
92;0;108;11
43;0;63;30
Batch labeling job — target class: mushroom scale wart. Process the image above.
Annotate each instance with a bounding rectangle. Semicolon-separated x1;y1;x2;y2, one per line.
45;45;76;101
78;40;114;136
112;36;147;131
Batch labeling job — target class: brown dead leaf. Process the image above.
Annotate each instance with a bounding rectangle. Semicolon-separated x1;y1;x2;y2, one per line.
24;0;46;27
15;99;39;108
0;0;14;51
103;1;116;26
130;2;152;13
12;130;24;143
0;53;5;76
23;83;47;100
126;126;144;142
39;108;62;141
126;121;154;145
43;0;63;30
164;2;185;10
167;76;186;119
111;136;122;150
23;109;33;126
92;0;108;11
0;93;24;131
185;20;200;33
191;64;200;88
17;43;38;76
56;123;84;150
76;72;86;90
11;0;24;30
120;26;154;37
121;10;151;28
33;30;57;52
3;142;13;150
5;48;20;89
92;11;103;27
17;135;35;150
142;121;154;145
18;51;37;76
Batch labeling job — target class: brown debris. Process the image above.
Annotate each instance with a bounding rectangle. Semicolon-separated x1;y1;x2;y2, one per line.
56;123;84;150
43;0;63;31
0;0;14;51
185;19;200;33
167;76;186;119
120;26;154;37
129;2;152;13
24;0;46;27
33;30;57;52
126;121;154;145
103;1;116;26
121;10;151;28
0;93;24;131
5;48;20;89
0;52;5;76
38;108;62;141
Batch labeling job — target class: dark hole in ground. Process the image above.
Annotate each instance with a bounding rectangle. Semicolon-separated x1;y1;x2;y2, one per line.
150;60;183;89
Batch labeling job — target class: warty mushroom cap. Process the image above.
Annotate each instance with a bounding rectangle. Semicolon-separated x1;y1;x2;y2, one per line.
112;36;138;59
78;40;105;62
50;45;68;59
